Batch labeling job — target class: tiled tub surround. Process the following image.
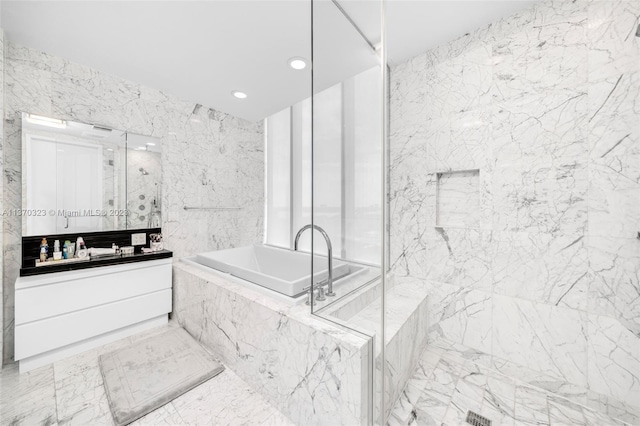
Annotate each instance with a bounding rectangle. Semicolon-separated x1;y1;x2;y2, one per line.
173;261;372;425
390;0;640;421
212;255;433;424
2;42;264;364
322;275;430;422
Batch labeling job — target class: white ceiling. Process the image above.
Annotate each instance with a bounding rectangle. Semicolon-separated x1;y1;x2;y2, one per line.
1;0;538;123
342;0;539;65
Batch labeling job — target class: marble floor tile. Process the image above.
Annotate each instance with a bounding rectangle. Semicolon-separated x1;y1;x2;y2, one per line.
581;407;628;426
458;360;489;387
0;363;58;426
387;383;424;426
547;395;588;425
55;378;112;425
482;376;517;422
129;403;185;426
260;410;296;426
171;369;288;426
0;324;291;426
0;382;58;426
404;350;441;394
514;385;551;425
407;407;440;426
413;391;450;424
453;378;485;409
587;390;640;426
424;361;459;398
389;345;629;426
477;403;516;426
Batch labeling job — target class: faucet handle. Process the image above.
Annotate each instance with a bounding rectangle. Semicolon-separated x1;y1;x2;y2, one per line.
315;280;336;297
316;285;326;302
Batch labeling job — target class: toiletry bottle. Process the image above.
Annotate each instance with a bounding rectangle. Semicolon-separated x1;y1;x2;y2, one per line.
76;237;88;259
53;240;62;261
39;238;48;262
62;241;68;259
66;240;75;258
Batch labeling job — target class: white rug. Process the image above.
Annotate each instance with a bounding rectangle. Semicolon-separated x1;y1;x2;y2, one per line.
99;327;224;426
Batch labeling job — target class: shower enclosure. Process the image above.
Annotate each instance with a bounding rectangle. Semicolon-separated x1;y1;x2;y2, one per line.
265;0;640;423
308;1;389;424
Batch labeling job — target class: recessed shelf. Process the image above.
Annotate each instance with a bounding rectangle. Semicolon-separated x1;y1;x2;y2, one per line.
436;169;480;228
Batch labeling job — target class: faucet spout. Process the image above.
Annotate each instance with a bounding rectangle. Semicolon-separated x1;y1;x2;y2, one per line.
294;224;336;298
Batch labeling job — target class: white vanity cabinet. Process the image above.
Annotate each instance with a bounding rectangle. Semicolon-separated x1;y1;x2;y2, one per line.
15;257;172;372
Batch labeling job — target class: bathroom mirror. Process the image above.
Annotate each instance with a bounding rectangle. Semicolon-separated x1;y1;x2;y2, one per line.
125;133;162;229
21;112;162;236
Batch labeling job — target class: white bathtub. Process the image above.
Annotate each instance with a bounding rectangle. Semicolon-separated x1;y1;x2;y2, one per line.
192;245;352;297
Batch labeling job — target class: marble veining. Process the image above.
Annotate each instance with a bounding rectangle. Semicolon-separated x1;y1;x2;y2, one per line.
0;322;293;426
0;29;5;367
2;41;264;364
390;0;640;418
389;345;632;426
172;261;371;425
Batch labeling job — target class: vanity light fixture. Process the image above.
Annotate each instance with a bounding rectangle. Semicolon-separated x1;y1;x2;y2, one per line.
231;90;247;99
26;113;67;129
288;57;307;70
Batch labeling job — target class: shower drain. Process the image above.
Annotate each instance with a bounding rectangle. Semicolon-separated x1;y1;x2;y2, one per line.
466;410;492;426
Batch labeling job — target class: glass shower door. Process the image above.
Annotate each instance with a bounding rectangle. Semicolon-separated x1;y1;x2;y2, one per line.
309;0;387;423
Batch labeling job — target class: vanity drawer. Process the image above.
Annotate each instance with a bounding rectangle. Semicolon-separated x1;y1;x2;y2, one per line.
15;289;171;360
15;260;171;325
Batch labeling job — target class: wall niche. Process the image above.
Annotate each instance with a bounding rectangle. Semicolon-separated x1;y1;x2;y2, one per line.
436;169;480;228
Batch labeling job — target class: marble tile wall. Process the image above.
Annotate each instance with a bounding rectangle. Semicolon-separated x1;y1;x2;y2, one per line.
2;42;264;365
0;30;5;366
389;0;640;414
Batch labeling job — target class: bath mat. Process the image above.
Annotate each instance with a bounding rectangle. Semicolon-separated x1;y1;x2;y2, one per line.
99;327;224;426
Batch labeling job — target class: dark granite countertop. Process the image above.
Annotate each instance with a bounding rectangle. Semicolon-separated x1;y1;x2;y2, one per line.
19;249;173;277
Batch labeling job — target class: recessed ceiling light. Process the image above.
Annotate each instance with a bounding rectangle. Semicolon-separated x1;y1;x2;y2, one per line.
232;90;247;99
288;57;307;70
